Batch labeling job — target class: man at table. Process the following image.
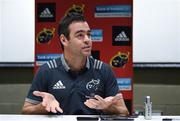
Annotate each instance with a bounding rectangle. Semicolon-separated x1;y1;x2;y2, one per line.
22;12;129;115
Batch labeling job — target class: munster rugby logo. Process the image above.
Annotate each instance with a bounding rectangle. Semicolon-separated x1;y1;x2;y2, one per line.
65;4;85;15
36;28;55;44
86;79;100;91
110;52;130;68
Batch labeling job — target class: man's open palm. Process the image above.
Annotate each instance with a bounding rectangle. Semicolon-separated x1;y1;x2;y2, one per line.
33;91;63;113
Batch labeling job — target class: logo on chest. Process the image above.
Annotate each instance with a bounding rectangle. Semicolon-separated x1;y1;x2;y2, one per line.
53;80;66;89
86;79;100;91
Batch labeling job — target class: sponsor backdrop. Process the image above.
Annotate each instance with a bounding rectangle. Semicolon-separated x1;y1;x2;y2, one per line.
35;0;133;114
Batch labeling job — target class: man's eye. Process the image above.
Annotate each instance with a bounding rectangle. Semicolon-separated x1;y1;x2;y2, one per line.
77;34;84;37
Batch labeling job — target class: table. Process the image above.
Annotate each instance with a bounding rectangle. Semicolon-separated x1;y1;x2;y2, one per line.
0;115;180;121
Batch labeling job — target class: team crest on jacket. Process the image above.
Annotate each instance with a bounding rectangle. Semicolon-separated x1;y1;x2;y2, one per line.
86;79;100;91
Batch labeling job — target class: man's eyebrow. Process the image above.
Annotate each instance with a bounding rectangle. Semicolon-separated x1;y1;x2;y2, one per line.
75;30;91;34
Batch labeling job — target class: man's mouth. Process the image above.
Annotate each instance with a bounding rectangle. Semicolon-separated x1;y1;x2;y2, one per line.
82;46;91;49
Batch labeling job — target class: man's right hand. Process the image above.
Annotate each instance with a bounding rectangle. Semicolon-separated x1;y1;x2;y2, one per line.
33;91;63;113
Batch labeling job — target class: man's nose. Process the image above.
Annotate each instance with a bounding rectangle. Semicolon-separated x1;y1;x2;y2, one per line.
84;35;91;43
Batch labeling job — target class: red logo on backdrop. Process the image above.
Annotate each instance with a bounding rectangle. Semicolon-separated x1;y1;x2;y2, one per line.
36;28;55;44
65;4;85;15
110;52;129;68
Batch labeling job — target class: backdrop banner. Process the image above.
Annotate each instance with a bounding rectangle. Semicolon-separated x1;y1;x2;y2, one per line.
35;0;133;114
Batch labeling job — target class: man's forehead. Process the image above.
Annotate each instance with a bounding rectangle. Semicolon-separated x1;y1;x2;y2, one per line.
69;21;90;32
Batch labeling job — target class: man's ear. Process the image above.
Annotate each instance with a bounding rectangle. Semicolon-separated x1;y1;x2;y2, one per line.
60;34;68;46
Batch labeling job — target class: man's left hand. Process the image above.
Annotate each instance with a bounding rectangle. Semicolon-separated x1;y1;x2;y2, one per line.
84;93;123;110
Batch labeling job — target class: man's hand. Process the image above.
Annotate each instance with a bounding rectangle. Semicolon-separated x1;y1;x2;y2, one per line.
33;91;63;113
84;93;129;115
105;93;123;105
84;93;123;110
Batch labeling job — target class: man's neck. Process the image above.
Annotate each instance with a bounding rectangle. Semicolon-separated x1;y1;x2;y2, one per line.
64;54;87;72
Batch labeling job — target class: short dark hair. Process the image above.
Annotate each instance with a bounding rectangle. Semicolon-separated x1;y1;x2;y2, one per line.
58;12;86;50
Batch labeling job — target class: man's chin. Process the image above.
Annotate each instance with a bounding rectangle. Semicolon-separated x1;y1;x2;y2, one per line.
82;52;91;57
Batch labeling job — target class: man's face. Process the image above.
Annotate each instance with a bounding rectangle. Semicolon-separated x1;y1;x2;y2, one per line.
65;21;92;57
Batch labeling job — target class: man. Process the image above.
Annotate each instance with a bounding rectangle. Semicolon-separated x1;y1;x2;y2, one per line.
22;12;129;115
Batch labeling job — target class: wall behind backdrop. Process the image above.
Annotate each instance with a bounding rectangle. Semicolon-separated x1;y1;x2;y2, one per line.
0;0;34;63
0;0;180;65
133;0;180;64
